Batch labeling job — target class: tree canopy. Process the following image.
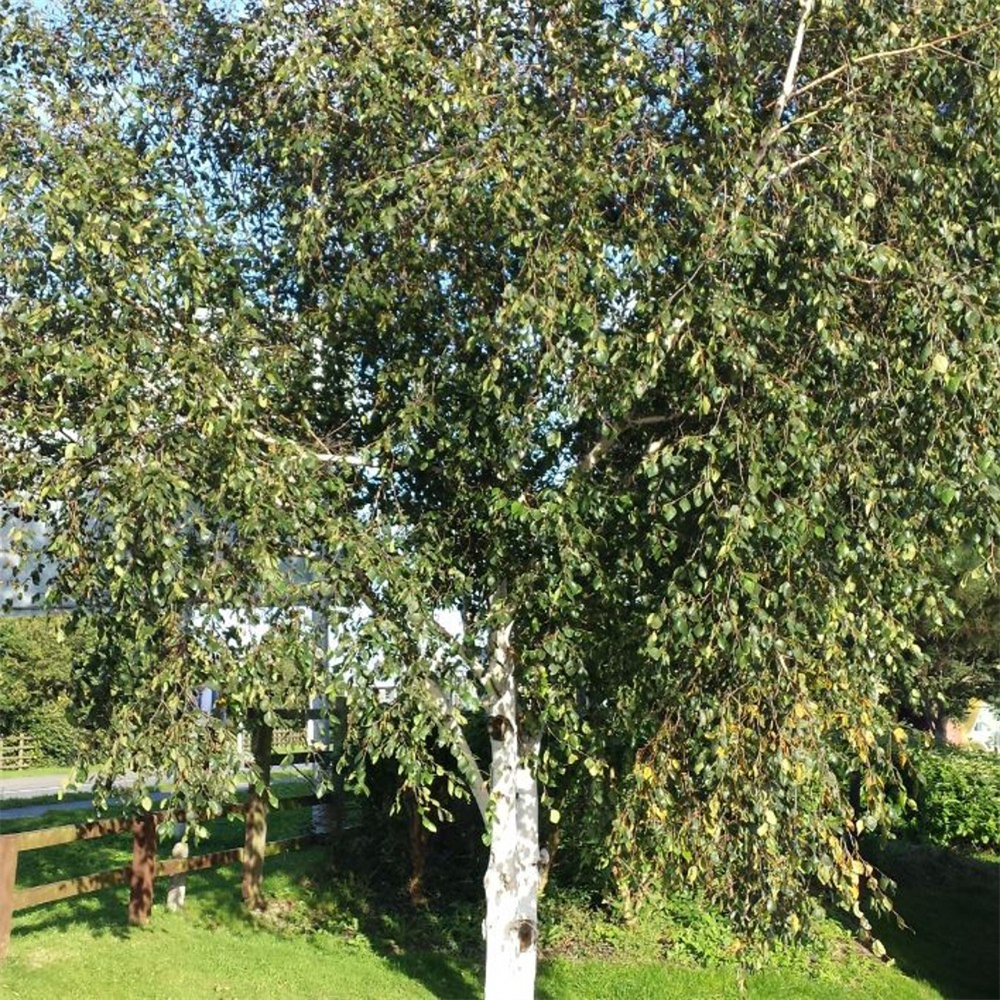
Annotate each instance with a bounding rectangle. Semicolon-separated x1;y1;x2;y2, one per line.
2;0;999;990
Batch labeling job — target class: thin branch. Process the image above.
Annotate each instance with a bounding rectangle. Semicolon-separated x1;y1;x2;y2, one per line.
764;145;832;187
578;428;617;474
774;0;816;127
353;569;489;697
250;427;367;466
350;576;490;818
787;20;996;105
578;415;677;474
424;676;490;822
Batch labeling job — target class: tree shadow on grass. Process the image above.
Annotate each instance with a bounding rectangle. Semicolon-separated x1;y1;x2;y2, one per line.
173;845;482;999
270;848;483;1000
10;821;482;999
11;885;134;944
866;842;1000;1000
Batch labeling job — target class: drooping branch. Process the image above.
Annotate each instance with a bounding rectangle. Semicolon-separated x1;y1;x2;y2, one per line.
424;675;490;822
250;427;367;466
761;145;832;190
349;571;491;817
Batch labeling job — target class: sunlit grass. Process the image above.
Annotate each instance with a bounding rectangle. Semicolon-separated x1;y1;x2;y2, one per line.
1;807;994;1000
868;841;1000;1000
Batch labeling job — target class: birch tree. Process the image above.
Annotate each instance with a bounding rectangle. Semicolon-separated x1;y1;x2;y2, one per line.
3;1;1000;997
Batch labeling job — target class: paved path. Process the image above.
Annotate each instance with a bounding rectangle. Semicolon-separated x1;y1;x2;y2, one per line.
0;792;170;821
0;769;311;821
0;772;95;800
0;772;159;821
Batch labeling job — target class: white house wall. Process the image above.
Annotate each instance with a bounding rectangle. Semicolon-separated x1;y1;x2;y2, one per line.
0;507;67;615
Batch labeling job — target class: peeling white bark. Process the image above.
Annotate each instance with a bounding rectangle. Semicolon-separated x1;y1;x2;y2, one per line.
483;621;541;1000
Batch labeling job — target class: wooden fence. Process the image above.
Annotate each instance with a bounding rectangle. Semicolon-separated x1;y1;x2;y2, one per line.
0;734;40;771
272;727;307;751
0;793;327;960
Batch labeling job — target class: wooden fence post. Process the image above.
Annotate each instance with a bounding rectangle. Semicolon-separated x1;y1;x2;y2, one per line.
128;814;158;925
0;835;19;959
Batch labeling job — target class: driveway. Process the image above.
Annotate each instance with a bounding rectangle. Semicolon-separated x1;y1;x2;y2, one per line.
0;771;89;800
0;772;159;821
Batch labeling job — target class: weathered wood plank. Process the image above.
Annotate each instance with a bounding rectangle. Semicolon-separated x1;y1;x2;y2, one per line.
13;865;132;910
12;795;316;856
155;846;243;878
0;733;40;770
14;817;135;851
0;836;18;958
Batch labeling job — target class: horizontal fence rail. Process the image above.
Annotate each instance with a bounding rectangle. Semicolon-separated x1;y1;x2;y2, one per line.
0;794;328;959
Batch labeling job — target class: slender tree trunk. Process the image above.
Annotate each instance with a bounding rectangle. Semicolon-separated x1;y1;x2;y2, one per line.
242;719;272;909
483;621;541;1000
933;709;950;745
407;788;430;906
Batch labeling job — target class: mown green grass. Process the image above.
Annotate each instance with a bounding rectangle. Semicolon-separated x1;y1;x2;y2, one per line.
0;806;992;1000
868;842;1000;1000
0;790;95;810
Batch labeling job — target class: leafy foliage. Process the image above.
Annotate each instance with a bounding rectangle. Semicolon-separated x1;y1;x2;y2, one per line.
0;616;93;763
2;0;999;962
894;558;1000;734
900;746;1000;851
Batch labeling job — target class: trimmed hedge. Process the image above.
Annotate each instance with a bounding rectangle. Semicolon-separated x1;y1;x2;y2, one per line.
902;745;1000;851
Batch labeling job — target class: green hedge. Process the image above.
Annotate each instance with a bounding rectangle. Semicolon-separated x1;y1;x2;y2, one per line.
901;745;1000;851
0;616;91;766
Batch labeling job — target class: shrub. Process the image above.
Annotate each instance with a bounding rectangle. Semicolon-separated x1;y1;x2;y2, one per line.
0;616;93;765
902;745;1000;851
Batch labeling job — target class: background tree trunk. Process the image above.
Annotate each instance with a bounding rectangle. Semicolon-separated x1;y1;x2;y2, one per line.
242;720;272;909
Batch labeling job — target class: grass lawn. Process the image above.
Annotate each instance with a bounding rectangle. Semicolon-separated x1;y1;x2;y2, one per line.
0;806;992;1000
867;842;1000;1000
0;791;95;810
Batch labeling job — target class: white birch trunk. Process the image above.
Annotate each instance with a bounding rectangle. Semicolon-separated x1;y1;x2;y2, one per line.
483;621;541;1000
